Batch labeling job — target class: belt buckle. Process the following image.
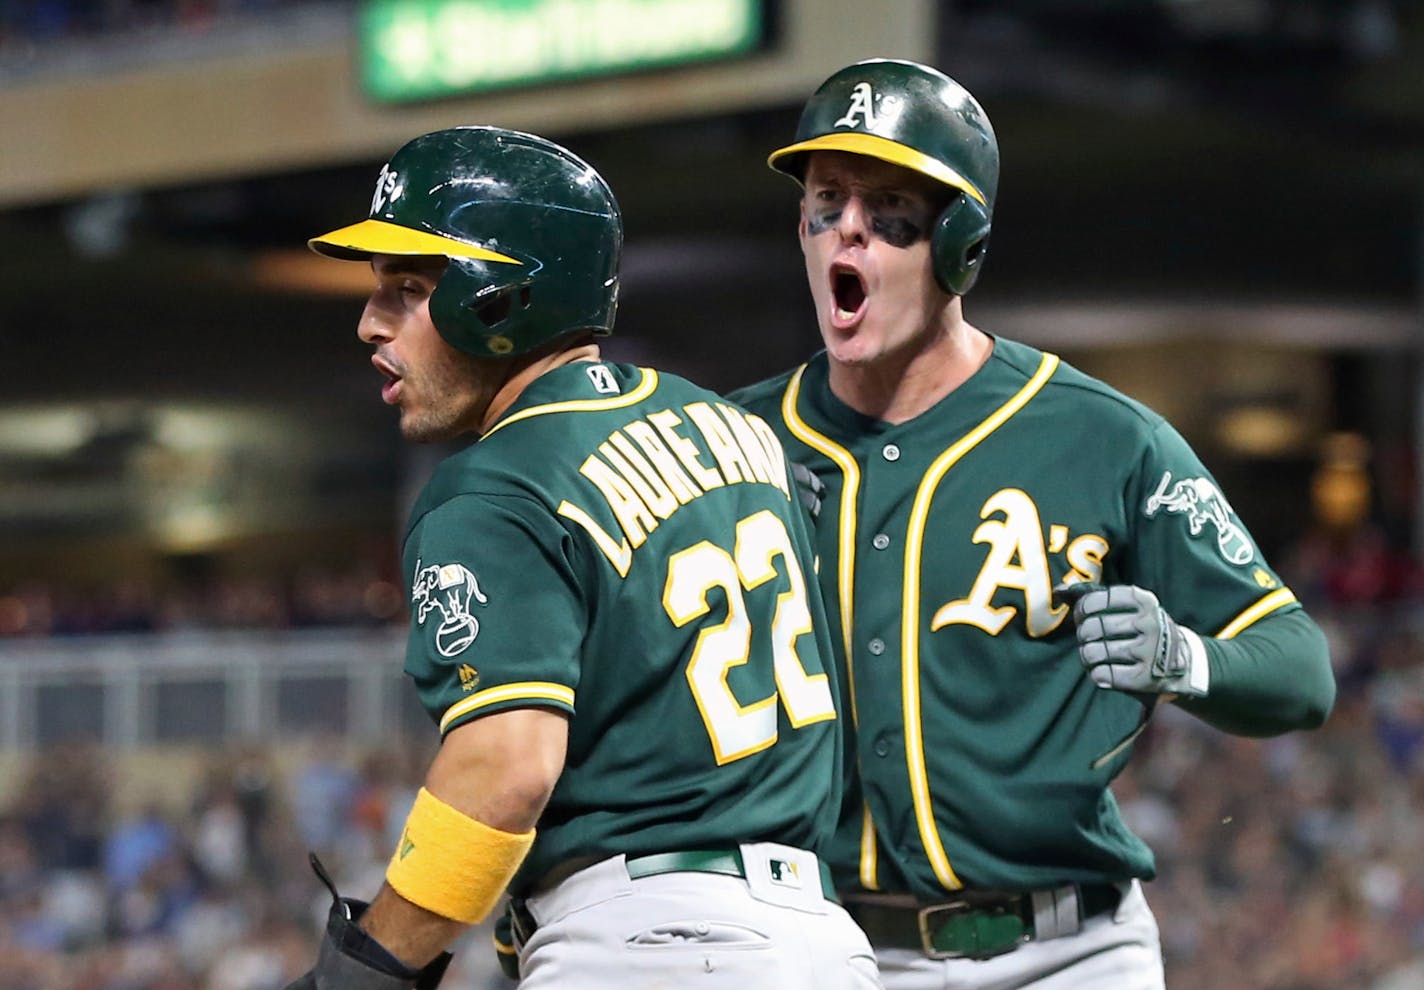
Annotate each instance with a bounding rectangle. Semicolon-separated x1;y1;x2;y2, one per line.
916;898;1030;960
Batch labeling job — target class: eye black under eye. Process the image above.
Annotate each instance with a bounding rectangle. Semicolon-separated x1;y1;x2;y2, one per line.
870;216;925;248
806;210;842;236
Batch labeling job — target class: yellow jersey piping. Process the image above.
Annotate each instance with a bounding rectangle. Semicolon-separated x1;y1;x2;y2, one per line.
439;681;576;734
1215;588;1298;639
482;367;659;441
902;352;1059;891
781;364;879;888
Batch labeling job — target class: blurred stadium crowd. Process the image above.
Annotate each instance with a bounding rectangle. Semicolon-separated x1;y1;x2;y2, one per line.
0;522;1420;988
1;3;1421;987
0;735;499;989
0;566;406;639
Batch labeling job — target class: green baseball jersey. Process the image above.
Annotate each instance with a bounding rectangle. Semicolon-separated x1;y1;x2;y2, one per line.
400;361;843;897
730;338;1303;897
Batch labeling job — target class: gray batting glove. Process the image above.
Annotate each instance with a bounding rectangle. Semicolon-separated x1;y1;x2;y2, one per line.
790;461;826;522
1053;582;1209;698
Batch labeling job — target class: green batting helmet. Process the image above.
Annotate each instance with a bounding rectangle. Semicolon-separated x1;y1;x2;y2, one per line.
309;127;621;358
768;58;998;296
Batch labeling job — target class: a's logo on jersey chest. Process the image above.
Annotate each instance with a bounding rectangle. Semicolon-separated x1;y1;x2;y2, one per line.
931;488;1109;638
411;559;490;658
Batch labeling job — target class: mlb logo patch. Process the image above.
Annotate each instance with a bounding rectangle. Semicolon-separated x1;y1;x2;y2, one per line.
769;859;802;888
586;365;620;395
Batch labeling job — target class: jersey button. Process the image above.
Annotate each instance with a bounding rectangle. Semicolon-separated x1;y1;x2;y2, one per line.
873;737;891;757
867;638;885;656
882;443;901;462
872;533;890;550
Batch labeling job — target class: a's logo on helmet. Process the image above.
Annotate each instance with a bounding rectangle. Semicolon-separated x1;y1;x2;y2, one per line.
371;164;404;216
1145;471;1255;565
411;559;490;658
834;81;878;130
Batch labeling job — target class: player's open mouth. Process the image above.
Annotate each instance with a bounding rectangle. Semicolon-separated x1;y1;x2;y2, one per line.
831;263;867;328
373;355;403;405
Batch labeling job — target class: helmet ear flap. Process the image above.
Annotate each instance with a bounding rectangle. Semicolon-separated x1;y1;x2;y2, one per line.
428;257;532;357
930;192;992;297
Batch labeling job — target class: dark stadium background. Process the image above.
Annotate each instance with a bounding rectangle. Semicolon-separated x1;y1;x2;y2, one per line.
1;3;1421;988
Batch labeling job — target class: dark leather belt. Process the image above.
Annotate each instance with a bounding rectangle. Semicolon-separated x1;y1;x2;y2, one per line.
845;882;1123;960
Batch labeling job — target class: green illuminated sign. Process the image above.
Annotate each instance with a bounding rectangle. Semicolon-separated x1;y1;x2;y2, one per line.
359;0;765;103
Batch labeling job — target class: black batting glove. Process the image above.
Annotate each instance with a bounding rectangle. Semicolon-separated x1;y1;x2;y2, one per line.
286;855;453;990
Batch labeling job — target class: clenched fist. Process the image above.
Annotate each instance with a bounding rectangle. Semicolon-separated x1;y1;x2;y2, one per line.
1053;582;1208;699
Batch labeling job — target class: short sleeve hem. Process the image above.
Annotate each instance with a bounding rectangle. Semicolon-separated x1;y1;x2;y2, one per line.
438;681;577;735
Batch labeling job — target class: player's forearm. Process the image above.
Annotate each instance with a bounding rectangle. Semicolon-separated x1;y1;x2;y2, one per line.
354;711;568;968
1176;608;1335;736
426;709;568;832
360;881;471;970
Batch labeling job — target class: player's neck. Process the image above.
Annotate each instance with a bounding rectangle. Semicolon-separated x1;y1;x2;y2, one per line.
828;317;993;425
479;342;602;434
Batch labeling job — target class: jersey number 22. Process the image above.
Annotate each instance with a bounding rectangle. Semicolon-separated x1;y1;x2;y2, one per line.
663;509;836;765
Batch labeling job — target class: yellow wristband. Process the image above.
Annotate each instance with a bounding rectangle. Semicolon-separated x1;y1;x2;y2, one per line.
385;787;535;925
